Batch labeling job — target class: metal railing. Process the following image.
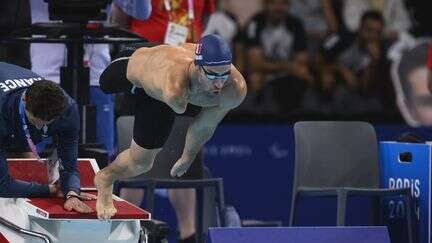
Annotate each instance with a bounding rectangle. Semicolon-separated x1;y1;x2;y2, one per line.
0;216;52;243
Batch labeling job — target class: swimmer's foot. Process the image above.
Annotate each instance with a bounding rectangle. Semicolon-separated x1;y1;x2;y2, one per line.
94;171;117;219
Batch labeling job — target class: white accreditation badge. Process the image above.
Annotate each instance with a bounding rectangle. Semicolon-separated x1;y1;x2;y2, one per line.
164;22;189;46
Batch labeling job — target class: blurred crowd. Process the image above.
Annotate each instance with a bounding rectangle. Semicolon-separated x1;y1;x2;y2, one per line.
204;0;431;121
1;0;432;123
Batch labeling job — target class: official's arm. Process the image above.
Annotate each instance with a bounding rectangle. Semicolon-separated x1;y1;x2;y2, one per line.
57;103;81;196
0;148;50;197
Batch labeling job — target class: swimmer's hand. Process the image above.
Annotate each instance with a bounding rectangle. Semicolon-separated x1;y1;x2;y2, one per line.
170;157;193;178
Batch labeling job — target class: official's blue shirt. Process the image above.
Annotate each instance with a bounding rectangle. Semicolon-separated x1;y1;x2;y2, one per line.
0;62;80;197
112;0;151;20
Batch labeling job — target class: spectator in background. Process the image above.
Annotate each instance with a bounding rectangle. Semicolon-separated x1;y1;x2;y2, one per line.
29;0;116;158
112;0;215;44
342;0;411;41
203;0;245;71
301;47;352;114
323;11;395;114
216;0;261;27
289;0;339;51
111;0;152;23
110;1;215;242
245;0;311;93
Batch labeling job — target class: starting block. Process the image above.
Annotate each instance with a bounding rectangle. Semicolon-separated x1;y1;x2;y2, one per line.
0;159;151;243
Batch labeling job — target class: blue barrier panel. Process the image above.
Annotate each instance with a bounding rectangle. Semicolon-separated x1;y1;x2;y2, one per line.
206;227;390;243
204;125;408;225
204;125;295;223
380;142;430;243
203;125;432;228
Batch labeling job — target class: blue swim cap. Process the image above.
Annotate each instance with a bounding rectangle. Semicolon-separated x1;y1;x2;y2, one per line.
194;34;232;66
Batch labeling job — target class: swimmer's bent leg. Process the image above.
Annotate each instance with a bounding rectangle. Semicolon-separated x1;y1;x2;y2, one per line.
94;141;162;219
99;58;133;94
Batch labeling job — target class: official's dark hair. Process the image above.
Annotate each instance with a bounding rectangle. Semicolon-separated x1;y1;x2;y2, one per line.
25;80;67;121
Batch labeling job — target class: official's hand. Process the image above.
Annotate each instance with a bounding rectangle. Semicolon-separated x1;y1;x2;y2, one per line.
64;196;94;213
170;157;193;178
78;192;97;201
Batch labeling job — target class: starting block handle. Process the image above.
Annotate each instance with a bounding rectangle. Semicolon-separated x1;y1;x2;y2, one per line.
0;216;52;243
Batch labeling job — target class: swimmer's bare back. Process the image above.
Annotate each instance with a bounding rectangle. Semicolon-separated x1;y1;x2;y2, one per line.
126;43;247;114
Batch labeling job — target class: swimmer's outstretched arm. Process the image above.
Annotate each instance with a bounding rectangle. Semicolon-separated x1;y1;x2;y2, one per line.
170;73;247;177
170;106;229;177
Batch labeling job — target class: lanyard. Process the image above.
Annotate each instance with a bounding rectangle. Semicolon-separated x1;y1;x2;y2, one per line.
187;0;194;20
18;92;60;184
164;0;194;20
18;92;42;161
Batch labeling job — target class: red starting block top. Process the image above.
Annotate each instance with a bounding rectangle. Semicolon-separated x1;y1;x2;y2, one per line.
28;192;150;220
7;159;97;188
6;159;151;220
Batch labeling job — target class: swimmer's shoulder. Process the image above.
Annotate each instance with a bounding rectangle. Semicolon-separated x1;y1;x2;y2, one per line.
132;44;192;60
131;44;166;56
222;66;247;109
163;74;188;114
180;42;196;50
